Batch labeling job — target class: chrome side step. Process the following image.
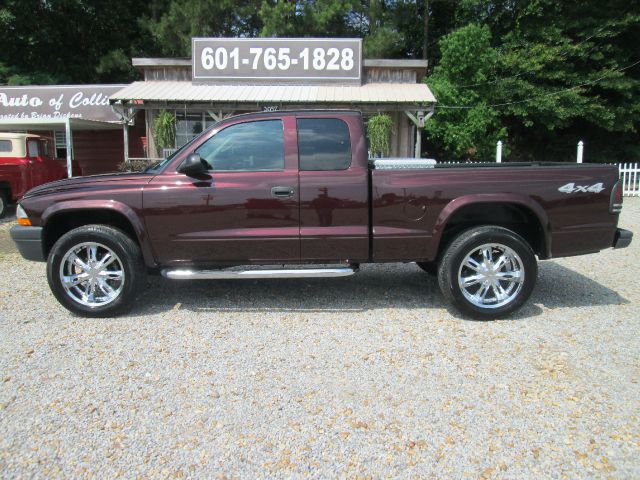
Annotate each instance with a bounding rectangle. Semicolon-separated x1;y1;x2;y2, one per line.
161;266;357;280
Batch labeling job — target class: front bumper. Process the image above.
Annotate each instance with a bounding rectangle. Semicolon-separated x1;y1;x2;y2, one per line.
9;226;45;262
613;228;633;249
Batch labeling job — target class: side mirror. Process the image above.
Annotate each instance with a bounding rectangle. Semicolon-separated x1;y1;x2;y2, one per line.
177;153;207;176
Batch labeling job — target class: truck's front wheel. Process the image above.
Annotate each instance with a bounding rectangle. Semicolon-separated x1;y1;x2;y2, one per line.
0;191;6;218
47;225;146;317
437;226;537;319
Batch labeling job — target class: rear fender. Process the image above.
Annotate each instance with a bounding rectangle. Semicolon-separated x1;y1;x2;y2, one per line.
431;193;550;259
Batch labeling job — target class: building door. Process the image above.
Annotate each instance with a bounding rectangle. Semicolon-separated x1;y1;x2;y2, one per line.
143;117;300;266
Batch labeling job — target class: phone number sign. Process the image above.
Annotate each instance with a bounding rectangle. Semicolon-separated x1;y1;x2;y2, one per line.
192;38;362;84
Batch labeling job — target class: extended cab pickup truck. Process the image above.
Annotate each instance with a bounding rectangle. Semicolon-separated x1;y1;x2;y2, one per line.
0;132;80;218
9;111;632;318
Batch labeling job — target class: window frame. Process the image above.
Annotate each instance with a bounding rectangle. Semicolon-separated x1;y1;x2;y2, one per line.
195;119;286;173
296;117;353;172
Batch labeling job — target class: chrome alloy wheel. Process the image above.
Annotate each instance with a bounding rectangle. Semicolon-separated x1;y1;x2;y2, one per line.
59;242;125;308
457;243;524;309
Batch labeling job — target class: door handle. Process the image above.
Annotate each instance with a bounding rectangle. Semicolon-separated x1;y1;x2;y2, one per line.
271;186;295;198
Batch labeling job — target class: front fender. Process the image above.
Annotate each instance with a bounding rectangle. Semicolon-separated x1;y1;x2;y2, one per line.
41;200;156;267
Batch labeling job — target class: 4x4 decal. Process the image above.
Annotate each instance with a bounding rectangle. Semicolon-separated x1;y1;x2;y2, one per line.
558;182;605;194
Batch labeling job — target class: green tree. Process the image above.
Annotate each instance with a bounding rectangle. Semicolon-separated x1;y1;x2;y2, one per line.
143;0;262;57
259;0;357;38
424;24;506;160
0;0;149;84
428;0;640;162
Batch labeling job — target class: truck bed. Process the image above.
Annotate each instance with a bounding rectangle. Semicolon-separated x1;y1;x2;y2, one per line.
369;161;619;261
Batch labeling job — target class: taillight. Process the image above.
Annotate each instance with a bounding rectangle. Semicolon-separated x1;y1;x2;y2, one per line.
610;180;623;214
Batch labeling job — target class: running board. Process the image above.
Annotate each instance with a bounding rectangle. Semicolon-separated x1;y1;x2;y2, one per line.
161;266;357;280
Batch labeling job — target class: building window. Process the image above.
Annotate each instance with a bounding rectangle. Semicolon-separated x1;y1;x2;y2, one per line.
175;111;218;148
175;112;202;148
54;131;67;158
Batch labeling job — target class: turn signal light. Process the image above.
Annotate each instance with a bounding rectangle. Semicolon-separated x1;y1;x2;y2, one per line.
15;204;31;226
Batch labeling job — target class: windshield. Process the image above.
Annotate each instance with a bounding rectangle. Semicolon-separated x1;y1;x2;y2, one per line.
144;122;219;173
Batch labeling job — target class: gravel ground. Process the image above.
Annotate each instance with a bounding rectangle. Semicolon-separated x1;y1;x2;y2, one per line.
0;200;639;479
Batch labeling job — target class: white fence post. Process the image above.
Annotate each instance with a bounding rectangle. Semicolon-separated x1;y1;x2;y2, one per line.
577;140;584;163
618;162;640;197
496;140;502;163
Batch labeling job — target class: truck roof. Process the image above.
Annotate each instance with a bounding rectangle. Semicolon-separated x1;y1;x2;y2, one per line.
0;132;42;140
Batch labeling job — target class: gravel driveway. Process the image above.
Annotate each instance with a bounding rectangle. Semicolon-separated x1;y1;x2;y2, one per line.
0;200;638;478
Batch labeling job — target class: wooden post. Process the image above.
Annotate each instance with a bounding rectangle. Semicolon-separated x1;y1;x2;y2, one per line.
123;121;130;170
65;118;73;178
496;140;502;163
577;140;584;163
405;108;434;159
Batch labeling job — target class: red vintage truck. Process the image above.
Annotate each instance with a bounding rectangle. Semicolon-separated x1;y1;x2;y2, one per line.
9;111;632;318
0;132;79;217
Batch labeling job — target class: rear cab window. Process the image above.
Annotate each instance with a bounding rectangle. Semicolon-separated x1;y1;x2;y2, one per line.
297;118;352;171
0;140;12;153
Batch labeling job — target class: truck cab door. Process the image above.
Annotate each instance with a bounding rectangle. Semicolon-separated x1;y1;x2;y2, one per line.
143;116;300;267
26;138;46;188
40;138;65;181
297;116;369;263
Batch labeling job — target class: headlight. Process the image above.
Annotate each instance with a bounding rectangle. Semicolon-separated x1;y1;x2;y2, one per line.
16;204;31;226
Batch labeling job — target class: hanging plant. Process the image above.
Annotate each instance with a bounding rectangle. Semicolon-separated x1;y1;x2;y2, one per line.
153;110;176;149
367;113;394;157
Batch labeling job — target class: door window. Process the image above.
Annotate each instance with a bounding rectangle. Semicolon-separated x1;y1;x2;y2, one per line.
27;139;40;157
196;120;284;171
297;118;351;171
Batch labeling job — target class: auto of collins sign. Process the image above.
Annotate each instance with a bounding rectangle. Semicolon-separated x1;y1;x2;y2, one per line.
0;85;125;122
192;38;362;85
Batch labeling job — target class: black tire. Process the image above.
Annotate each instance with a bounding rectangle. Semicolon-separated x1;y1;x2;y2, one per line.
416;261;437;275
437;226;537;319
47;225;146;317
0;191;6;219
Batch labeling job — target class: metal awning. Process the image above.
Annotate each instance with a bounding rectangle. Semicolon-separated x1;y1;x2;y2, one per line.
110;81;436;106
0;118;121;177
0;118;121;131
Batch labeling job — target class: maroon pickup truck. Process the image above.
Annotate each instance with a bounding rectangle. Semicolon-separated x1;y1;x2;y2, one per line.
10;110;632;318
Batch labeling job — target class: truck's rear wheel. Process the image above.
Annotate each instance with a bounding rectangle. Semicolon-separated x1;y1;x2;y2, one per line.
47;225;146;317
437;226;537;319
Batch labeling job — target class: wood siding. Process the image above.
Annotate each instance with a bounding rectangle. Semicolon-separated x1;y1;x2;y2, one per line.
364;68;418;84
143;65;422;85
73;115;145;175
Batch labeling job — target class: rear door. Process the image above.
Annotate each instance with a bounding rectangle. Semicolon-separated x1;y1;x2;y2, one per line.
297;116;369;263
143;116;300;267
